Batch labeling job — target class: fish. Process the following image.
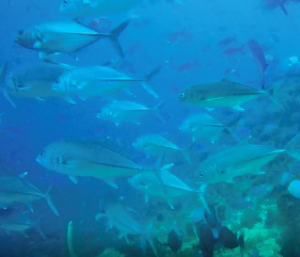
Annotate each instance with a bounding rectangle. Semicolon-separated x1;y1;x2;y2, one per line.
251;247;260;257
0;177;59;216
52;63;164;99
0;214;45;239
167;28;191;43
60;0;142;18
288;180;300;198
217;37;236;47
198;223;215;257
96;100;165;126
1;61;73;107
194;140;287;186
222;45;245;56
179;112;239;143
133;134;192;164
166;222;184;253
15;20;129;58
247;39;268;90
95;202;158;257
178;78;267;110
261;0;289;15
36;141;166;189
128;169;199;209
218;227;241;249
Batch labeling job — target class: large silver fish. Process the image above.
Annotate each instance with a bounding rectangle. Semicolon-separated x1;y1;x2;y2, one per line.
133;134;192;164
52;64;164;99
128;169;199;209
15;20;129;57
36;141;165;188
194;140;285;185
97;100;164;125
60;0;142;18
179;112;239;143
179;78;267;110
95;202;157;256
0;177;59;216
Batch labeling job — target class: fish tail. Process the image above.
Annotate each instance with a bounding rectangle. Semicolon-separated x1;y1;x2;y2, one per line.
153;100;166;123
225;113;242;142
142;61;168;98
286;132;300;161
32;216;46;240
181;149;192;164
68;221;78;257
267;81;285;109
44;186;59;216
108;20;131;58
154;152;169;196
0;62;16;108
240;44;245;55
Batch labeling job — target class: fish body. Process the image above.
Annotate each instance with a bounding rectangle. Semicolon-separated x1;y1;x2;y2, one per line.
222;45;245;56
60;0;141;18
0;177;58;216
217;37;236;47
194;143;284;185
179;112;229;143
97;100;164;125
36;141;156;187
218;227;239;249
133;134;191;164
128;169;199;208
15;20;128;57
167;222;183;253
288;180;300;198
199;223;215;257
179;79;265;110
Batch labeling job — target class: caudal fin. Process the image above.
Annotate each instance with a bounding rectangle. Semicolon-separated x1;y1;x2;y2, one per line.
142;61;168;98
0;62;16;108
279;3;288;15
109;20;130;58
44;186;59;216
152;100;166;123
199;185;211;214
286;132;300;161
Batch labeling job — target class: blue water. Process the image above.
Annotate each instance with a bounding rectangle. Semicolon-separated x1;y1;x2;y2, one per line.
1;0;300;257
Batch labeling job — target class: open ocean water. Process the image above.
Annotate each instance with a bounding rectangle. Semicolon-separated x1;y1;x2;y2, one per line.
0;0;300;256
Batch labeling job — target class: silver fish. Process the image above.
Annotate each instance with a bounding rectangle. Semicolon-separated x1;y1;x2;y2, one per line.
194;141;285;185
36;141;165;188
60;0;142;18
128;169;199;209
0;177;59;216
179;78;267;110
133;134;192;164
179;112;239;143
95;202;158;256
15;20;129;58
97;100;165;125
52;64;164;99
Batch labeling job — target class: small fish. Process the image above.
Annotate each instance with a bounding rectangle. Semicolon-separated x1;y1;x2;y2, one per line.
166;222;184;253
261;0;290;15
288;180;300;198
97;100;165;126
133;134;192;164
222;45;245;56
217;37;236;47
37;141;166;189
251;247;260;257
128;169;199;209
179;78;266;110
179;112;239;143
15;20;129;58
0;177;58;216
218;227;242;249
52;64;164;99
168;28;191;43
198;223;215;257
248;39;268;90
60;0;141;18
95;202;158;257
173;60;201;73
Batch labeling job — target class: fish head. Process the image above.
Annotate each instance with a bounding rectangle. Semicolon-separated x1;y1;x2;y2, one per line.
288;180;300;198
194;164;222;184
15;28;39;50
132;138;149;152
179;121;193;133
36;142;67;172
128;173;155;192
52;72;72;93
97;107;115;120
178;86;207;105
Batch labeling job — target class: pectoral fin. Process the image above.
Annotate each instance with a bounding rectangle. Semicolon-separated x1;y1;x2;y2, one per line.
69;176;78;184
104;179;118;188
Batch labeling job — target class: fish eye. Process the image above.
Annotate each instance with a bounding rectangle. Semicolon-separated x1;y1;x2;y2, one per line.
199;172;204;177
180;93;185;98
220;170;225;174
141;143;147;148
63;0;69;6
55;78;60;84
139;180;145;186
40;151;45;156
18;30;24;35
